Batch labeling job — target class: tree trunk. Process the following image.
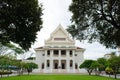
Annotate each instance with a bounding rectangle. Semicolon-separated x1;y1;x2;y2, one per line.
94;69;98;75
88;72;91;75
114;72;117;79
28;72;30;75
87;70;92;75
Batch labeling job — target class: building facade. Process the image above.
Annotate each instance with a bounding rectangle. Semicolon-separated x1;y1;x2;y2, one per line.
35;25;85;73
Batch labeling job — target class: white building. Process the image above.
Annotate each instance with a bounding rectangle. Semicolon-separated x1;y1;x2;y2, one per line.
104;54;112;60
35;24;85;73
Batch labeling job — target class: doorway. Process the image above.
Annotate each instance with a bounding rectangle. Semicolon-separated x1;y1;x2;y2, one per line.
61;60;66;69
54;60;58;69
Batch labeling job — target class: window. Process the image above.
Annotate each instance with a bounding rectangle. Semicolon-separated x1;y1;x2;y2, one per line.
54;50;59;56
75;54;77;56
70;60;73;67
42;63;44;69
69;50;72;56
47;50;50;56
75;63;78;69
47;60;50;67
61;50;66;55
42;54;45;56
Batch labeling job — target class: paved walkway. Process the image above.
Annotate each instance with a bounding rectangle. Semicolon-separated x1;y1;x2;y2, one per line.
102;74;120;78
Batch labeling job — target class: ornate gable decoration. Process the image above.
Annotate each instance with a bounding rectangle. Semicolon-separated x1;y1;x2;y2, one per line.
45;24;75;44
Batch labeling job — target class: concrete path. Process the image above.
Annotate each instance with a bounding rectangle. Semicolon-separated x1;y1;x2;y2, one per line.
102;74;120;78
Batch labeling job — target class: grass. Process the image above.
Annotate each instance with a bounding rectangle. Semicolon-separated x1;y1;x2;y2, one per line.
0;74;120;80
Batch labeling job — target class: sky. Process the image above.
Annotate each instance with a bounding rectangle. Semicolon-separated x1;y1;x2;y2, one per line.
31;0;118;60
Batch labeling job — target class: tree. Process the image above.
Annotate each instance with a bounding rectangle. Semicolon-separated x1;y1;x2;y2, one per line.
11;60;23;75
0;43;24;55
105;66;113;77
80;60;95;75
90;61;100;75
0;0;43;50
67;0;120;48
0;55;14;77
108;56;120;79
23;62;38;75
97;58;108;72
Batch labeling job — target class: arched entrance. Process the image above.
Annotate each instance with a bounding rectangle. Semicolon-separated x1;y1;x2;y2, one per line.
53;60;58;69
61;60;66;69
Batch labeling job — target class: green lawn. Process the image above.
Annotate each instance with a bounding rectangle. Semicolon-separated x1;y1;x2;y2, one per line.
0;75;120;80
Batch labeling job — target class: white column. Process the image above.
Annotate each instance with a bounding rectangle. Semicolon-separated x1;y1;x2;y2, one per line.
58;50;61;67
50;50;53;57
50;60;53;72
44;50;47;71
66;50;70;72
59;60;61;68
58;60;61;73
73;50;75;72
59;50;61;58
50;50;53;72
58;50;61;73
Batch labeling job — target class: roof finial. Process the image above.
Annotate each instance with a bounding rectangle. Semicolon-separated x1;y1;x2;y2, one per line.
58;23;62;26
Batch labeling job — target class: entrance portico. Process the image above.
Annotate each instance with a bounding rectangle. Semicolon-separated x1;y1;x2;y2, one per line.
53;60;66;69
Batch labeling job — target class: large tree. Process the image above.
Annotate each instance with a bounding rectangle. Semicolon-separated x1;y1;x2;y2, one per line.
23;62;38;75
97;58;108;71
80;60;95;75
67;0;120;48
0;0;43;50
108;56;120;79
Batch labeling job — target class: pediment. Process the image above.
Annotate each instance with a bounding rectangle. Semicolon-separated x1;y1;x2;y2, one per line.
52;26;67;38
45;24;74;44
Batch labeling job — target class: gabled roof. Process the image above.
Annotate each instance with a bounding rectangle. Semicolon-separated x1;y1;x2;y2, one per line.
35;24;85;52
51;24;69;37
45;24;75;44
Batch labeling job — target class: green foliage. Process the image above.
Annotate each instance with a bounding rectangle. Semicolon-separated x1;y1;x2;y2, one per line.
80;60;94;69
90;61;100;69
0;55;38;76
24;62;38;69
105;66;113;73
5;43;24;54
0;56;11;66
68;0;120;48
0;55;17;72
109;56;120;71
108;56;120;79
0;0;43;50
23;62;38;75
80;60;95;75
97;58;108;71
27;57;35;60
0;43;24;55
